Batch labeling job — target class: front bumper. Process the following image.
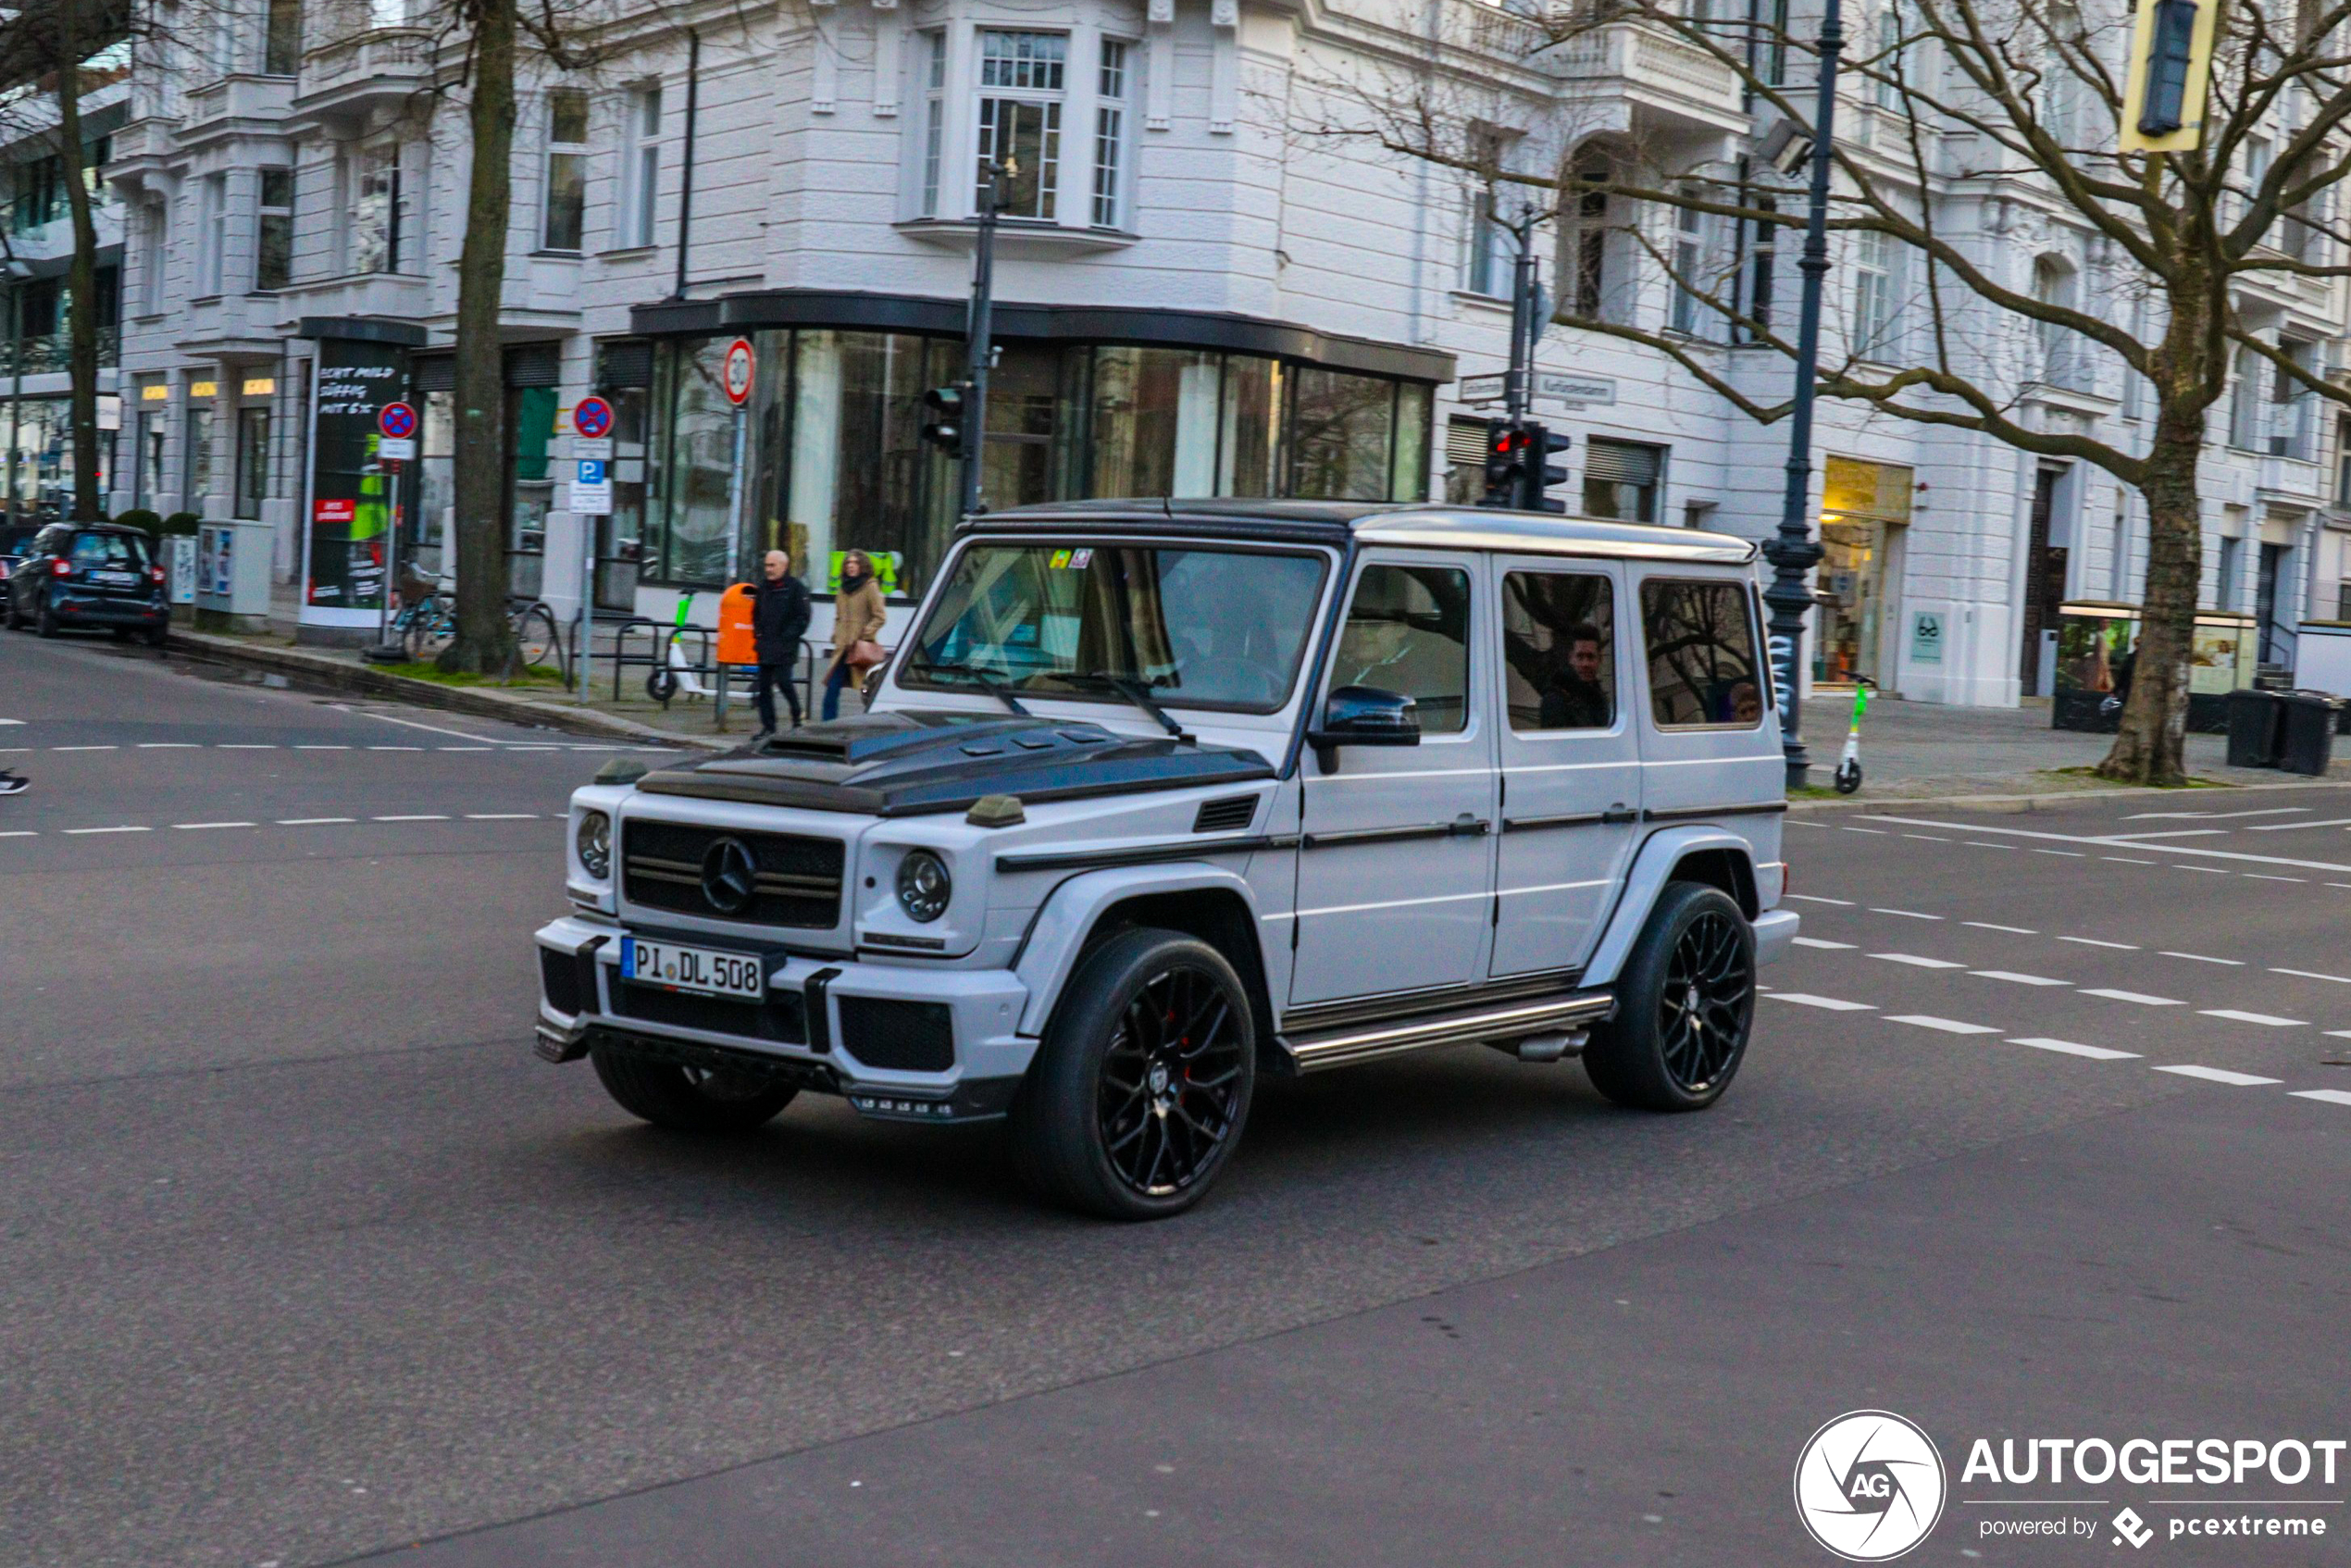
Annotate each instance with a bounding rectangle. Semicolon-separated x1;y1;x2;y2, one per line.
533;915;1034;1123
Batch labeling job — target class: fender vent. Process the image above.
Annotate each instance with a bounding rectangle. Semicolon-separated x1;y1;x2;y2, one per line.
1192;794;1259;834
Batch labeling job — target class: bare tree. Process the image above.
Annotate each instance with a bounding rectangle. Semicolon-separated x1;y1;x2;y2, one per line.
1301;0;2351;784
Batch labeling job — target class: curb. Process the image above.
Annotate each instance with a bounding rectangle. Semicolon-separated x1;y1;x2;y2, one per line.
165;628;722;750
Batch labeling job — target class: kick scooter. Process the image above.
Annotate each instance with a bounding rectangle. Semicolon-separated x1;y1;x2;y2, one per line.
1832;678;1874;795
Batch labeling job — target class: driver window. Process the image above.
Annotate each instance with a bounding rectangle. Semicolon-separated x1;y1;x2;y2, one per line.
1329;563;1470;735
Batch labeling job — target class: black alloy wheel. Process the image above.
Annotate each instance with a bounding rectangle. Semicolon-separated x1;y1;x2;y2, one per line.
1582;881;1756;1112
1012;928;1257;1220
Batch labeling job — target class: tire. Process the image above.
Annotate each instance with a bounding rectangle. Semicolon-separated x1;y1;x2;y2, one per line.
109;627;131;641
36;595;59;639
588;1043;798;1134
143;622;169;650
1009;927;1256;1220
514;604;561;675
5;591;21;631
1582;882;1755;1113
1834;758;1862;794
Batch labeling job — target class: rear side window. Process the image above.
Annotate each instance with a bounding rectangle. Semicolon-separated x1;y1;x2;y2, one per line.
1501;570;1615;731
1640;578;1763;728
1329;563;1471;735
71;532;151;570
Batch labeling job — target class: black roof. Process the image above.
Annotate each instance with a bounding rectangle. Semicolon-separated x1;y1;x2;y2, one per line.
966;501;1760;564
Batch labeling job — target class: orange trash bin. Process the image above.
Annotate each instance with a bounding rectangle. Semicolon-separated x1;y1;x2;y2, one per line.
716;582;757;666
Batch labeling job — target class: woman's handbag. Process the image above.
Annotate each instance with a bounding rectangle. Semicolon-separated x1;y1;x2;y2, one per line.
845;639;889;671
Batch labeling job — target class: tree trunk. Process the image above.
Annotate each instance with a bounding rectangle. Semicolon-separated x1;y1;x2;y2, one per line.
2098;404;2201;785
441;0;519;674
54;0;102;522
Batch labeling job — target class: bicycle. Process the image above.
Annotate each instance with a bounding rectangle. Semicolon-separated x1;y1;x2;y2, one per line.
392;575;566;683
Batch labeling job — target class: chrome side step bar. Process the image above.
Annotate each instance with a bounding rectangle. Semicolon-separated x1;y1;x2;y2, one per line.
1275;990;1615;1076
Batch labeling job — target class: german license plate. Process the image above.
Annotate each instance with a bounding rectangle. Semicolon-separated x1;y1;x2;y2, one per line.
620;936;765;1000
93;569;137;587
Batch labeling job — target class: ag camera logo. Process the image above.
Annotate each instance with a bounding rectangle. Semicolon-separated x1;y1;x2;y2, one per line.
1795;1410;1948;1561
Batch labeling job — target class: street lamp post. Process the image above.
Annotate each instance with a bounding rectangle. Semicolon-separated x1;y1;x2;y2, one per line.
960;158;1014;519
1760;0;1844;790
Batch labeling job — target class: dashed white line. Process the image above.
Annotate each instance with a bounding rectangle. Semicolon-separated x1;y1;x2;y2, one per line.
1843;827;1888;835
2160;952;2243;966
1964;922;2038;935
1785;895;1854;906
2032;848;2087;858
2080;989;2184;1007
2059;937;2138;951
2246;816;2351;831
216;743;278;750
2153;1064;2282;1087
2124;807;2307;822
62;825;150;835
2291;1089;2351;1107
0;829;36;839
367;746;423;752
1764;993;1877;1012
277;817;356;826
372;815;450;822
294;744;351;751
2198;1009;2308;1027
2327;1030;2351;1041
52;745;117;752
2270;967;2351;984
1887;1014;2002;1035
2102;856;2157;865
172;821;255;831
1871;908;1942;921
1972;970;2071;987
2178;865;2230;874
465;813;540;820
2009;1037;2139;1061
438;746;494;753
1872;952;1966;969
1902;834;1951;842
2245;873;2307;883
1791;937;1856;950
136;742;199;749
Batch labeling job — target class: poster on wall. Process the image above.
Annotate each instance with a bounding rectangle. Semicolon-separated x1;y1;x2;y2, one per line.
300;338;412;630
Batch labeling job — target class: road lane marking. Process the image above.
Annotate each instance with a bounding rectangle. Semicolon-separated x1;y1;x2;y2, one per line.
2101;828;2230;840
1964;841;2018;850
341;706;525;745
294;744;351;751
2103;856;2158;865
438;746;494;753
62;826;150;835
2160;952;2242;965
0;830;36;838
1860;815;2351;876
216;743;278;750
372;815;449;822
1765;993;1876;1012
1887;1015;2001;1035
136;742;198;748
2081;989;2184;1006
1964;922;2038;934
2245;817;2351;831
0;718;18;726
1871;907;1942;920
2009;1037;2138;1061
2123;807;2308;821
2059;937;2138;951
1972;970;2071;987
2178;865;2230;874
2198;1009;2308;1027
465;813;539;820
1902;834;1951;841
277;817;356;825
172;821;256;830
51;745;116;752
1872;952;1966;969
2270;967;2351;983
2291;1089;2351;1107
2032;848;2087;857
1843;827;1887;835
2245;874;2307;883
1792;937;1856;950
1785;895;1854;906
367;746;423;752
2153;1064;2282;1086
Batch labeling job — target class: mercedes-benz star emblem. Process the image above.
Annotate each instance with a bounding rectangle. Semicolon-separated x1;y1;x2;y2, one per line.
700;837;759;915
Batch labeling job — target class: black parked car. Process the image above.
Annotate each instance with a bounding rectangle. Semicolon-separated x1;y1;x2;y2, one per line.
4;523;170;644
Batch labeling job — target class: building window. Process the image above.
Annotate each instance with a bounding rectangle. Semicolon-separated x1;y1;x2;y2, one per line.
1573;165;1608;317
138;200;167;314
1465;188;1511;298
621;83;661;248
1092;39;1128;228
351;145;402;273
264;0;303;74
192;175;227;295
1670;190;1706;335
235;405;270;518
542;89;588;253
1740;192;1777;340
2228;344;2260;449
1873;1;1903;108
2215;535;2241;609
919;31;948;218
1852;228;1891;359
2270;340;2316;460
1585;436;1663;522
255;168;292;291
976;31;1064;220
2337;417;2351;505
186;404;213;502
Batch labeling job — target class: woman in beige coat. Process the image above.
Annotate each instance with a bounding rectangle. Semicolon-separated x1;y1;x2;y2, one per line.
822;548;887;721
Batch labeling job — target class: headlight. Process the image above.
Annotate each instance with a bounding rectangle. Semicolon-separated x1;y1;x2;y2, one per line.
576;810;612;879
895;849;952;922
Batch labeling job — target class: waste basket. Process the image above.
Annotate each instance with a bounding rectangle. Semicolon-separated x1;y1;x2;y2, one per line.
2277;691;2343;777
2225;688;2284;768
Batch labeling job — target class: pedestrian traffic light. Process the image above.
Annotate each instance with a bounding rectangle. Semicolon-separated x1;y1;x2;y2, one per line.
921;384;966;455
2121;0;2215;152
1518;422;1570;513
1480;419;1528;508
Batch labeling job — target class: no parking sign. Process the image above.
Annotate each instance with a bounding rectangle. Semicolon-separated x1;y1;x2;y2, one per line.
377;401;417;461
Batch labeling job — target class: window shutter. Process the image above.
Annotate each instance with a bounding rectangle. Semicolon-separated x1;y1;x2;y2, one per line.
1584;438;1661;485
412;355;454;392
1445;416;1490;467
504;342;562;387
598;339;653;389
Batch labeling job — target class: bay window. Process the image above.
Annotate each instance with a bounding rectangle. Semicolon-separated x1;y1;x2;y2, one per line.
976;31;1064;219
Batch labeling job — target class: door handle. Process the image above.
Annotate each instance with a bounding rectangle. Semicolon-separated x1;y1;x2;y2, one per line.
1449;814;1491;837
1600;805;1638;825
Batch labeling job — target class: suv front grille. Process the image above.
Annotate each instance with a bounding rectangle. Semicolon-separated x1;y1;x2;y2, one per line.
610;982;809;1044
622;820;844;927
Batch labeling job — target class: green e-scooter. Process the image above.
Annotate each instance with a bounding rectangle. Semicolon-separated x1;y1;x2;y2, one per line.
1832;678;1874;795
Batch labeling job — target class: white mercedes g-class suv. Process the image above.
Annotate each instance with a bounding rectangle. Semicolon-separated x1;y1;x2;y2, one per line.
537;502;1798;1218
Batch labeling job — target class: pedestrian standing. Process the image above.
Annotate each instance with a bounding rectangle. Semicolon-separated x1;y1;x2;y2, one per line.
750;548;811;739
823;548;887;722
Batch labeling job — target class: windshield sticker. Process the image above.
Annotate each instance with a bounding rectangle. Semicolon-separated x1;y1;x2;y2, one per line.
1068;549;1093;568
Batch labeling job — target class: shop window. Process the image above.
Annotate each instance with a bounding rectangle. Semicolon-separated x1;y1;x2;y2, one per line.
621;84;662;248
255;168;292;291
542;89;589;253
1088;346;1222;498
787;330;958;601
1092;40;1129;229
138;412;163;505
1501;571;1615;731
1391;384;1431;501
656;336;749;586
186;404;213;502
1330;564;1471;735
1289;367;1397;502
1641;578;1763;728
1584;437;1663;522
235;405;270;518
416;383;453;571
1219;355;1281;498
976;31;1064;219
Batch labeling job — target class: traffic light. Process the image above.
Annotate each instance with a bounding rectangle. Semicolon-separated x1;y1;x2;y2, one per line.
921;384;966;455
2121;0;2215;152
1518;422;1570;513
1480;419;1528;508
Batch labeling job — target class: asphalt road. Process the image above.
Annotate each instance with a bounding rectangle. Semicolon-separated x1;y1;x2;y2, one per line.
6;628;2349;1568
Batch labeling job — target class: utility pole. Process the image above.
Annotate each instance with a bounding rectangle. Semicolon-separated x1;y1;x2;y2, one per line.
1505;212;1536;427
959;157;1013;518
1760;0;1843;790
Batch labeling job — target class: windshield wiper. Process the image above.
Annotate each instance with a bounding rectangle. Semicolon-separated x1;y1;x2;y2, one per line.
907;657;1030;716
1053;672;1190;741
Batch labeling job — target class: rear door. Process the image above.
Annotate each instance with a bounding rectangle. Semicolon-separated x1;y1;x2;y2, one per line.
70;531;153;603
1488;557;1643;977
1630;570;1784;818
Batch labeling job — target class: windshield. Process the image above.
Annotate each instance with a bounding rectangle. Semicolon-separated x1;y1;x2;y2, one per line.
902;543;1330;714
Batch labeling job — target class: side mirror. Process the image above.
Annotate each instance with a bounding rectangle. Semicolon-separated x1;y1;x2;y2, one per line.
1308;685;1420;772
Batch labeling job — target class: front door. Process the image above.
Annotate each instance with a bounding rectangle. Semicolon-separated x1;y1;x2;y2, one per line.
1489;559;1642;977
1289;554;1497;1007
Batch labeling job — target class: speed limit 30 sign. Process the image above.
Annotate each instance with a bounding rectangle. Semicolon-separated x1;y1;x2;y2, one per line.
722;338;755;405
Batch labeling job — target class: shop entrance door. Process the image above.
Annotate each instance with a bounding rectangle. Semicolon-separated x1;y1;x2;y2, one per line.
2020;467;2069;695
1817;517;1886;686
2257;542;2287;666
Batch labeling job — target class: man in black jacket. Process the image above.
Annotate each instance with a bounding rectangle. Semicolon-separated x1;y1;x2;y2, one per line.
752;549;812;738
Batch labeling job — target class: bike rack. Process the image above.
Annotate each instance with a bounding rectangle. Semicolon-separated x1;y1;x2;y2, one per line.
609;619;721;707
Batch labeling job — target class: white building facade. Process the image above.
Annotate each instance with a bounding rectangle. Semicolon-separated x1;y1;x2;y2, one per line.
107;0;2351;698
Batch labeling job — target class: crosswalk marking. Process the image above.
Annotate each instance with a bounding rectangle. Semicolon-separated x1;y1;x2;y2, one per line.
1886;1015;2002;1035
1765;993;1876;1012
1872;952;1965;969
1971;970;2071;987
2198;1009;2307;1027
2153;1064;2282;1087
2009;1037;2138;1061
2080;989;2184;1006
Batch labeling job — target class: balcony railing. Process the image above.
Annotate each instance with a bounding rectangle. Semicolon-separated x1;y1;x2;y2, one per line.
1555;19;1745;121
3;327;122;375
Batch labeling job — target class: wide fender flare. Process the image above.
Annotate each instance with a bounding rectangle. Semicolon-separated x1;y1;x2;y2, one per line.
1579;827;1757;990
1013;863;1266;1038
